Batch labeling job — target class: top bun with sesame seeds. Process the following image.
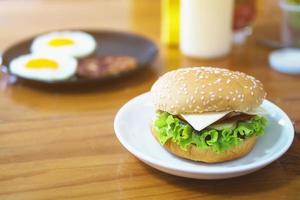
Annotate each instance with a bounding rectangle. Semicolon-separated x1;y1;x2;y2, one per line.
151;67;266;115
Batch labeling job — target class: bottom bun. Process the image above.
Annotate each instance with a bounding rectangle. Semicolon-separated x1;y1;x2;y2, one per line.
151;124;257;163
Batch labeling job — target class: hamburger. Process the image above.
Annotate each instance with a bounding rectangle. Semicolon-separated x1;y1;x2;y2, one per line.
150;67;267;163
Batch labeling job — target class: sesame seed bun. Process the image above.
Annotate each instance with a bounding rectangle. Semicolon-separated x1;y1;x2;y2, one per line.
151;67;266;114
151;123;257;163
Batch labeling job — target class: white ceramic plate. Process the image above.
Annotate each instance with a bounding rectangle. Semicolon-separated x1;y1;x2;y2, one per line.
114;92;294;179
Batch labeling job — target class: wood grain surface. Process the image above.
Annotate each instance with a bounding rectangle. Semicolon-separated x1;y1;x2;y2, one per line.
0;0;299;199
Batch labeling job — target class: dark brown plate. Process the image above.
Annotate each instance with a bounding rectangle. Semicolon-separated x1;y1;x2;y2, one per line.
1;30;158;86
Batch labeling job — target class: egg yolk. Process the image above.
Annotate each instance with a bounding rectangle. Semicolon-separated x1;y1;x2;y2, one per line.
25;58;59;70
48;38;74;47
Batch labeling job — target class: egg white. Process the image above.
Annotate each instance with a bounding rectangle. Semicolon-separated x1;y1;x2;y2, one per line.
30;31;97;58
9;54;77;82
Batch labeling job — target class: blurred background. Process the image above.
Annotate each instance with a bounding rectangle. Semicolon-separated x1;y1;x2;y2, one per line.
0;0;295;49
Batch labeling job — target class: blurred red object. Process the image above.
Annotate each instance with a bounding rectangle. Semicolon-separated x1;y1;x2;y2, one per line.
234;0;256;30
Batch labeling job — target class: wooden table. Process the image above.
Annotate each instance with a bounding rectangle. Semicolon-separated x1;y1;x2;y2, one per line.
0;0;299;199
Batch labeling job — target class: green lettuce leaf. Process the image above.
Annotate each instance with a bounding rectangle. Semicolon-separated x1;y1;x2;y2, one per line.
154;111;267;153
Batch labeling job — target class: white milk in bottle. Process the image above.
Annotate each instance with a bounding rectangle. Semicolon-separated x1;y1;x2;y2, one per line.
180;0;234;59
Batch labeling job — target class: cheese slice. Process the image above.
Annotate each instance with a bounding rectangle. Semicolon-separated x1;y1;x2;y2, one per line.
180;111;230;131
180;106;266;131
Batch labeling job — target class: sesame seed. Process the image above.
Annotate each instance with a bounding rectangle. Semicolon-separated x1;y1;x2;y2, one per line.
215;78;222;83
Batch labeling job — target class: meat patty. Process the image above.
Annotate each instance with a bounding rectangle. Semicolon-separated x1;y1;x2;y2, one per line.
76;56;138;78
213;112;254;124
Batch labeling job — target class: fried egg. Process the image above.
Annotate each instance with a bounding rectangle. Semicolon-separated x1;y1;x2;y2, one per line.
30;31;97;58
9;54;77;82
